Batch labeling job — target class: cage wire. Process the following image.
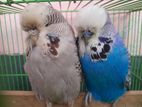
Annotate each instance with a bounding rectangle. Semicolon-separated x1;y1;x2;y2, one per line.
0;0;142;91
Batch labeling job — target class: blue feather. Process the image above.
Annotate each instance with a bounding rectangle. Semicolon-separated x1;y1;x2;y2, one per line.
80;33;129;103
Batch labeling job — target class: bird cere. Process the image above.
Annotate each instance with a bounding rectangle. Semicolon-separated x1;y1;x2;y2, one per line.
20;2;131;107
20;3;81;107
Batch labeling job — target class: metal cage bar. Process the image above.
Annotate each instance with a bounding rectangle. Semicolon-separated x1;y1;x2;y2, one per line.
0;0;142;91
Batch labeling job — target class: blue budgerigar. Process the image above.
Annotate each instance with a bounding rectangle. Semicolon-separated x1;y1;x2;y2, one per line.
74;5;131;106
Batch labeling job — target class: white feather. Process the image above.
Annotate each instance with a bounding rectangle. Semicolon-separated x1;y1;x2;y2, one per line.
75;5;107;30
20;3;52;31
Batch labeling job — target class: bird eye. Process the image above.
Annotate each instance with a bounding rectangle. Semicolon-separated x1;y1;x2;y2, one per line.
81;29;85;33
31;26;37;30
45;23;49;27
88;30;94;35
88;30;91;32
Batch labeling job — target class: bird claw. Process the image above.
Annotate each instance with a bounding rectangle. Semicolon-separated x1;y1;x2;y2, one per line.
112;102;116;107
68;100;74;107
35;93;43;101
46;102;52;107
84;92;92;107
88;93;92;103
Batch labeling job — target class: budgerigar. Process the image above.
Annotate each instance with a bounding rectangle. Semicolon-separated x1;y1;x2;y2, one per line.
74;5;131;106
20;3;81;107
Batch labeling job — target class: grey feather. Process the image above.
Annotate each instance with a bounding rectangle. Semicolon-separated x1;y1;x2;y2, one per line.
23;6;81;106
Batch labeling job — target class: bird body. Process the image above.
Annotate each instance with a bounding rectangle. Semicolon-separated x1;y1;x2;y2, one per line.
74;5;130;105
25;23;81;104
80;33;129;103
21;3;81;107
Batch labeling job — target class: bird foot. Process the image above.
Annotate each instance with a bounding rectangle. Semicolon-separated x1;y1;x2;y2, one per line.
35;93;43;101
68;100;74;107
111;100;118;107
84;92;92;107
46;102;52;107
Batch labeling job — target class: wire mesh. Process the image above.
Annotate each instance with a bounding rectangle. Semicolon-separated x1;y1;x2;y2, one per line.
0;0;142;91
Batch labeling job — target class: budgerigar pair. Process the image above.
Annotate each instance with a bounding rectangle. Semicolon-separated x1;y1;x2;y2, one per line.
20;3;130;107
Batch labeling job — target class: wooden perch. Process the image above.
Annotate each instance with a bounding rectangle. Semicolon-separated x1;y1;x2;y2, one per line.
0;91;142;107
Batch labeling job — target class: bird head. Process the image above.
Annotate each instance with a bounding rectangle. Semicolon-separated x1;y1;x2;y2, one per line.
20;3;65;32
20;3;66;55
75;5;108;44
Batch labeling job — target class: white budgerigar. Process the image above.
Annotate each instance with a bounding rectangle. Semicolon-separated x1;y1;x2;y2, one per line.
20;3;81;107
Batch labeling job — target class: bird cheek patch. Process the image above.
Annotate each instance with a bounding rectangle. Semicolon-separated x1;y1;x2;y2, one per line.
50;37;60;48
47;37;60;56
49;44;58;56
